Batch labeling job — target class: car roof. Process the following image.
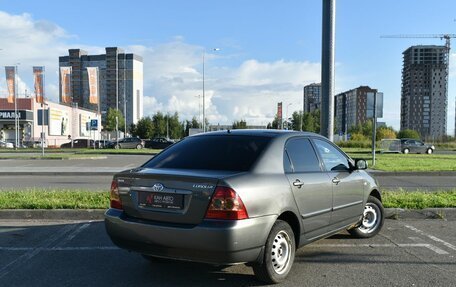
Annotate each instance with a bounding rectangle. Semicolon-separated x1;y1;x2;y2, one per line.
189;129;325;140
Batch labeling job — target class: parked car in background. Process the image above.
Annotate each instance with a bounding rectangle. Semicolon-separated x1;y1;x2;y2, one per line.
60;139;95;148
400;138;435;154
0;140;14;148
95;139;109;149
144;137;175;149
105;137;144;149
23;140;48;148
105;130;384;283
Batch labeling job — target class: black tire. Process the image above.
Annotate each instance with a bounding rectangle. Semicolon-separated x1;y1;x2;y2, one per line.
426;148;433;154
114;144;120;149
252;220;295;284
402;148;410;154
348;196;384;238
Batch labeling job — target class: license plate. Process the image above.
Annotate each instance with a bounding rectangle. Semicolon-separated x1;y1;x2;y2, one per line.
139;192;184;210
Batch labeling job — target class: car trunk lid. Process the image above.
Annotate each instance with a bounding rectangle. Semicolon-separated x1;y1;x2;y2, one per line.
116;168;239;225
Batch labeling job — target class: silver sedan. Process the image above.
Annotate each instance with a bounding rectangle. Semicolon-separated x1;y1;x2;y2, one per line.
105;130;384;283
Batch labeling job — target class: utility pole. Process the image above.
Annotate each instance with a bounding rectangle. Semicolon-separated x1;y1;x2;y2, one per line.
321;0;336;141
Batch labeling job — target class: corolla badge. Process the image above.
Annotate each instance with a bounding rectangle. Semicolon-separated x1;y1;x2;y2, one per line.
152;183;164;192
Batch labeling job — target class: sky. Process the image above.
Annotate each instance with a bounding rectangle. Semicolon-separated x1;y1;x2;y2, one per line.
0;0;455;134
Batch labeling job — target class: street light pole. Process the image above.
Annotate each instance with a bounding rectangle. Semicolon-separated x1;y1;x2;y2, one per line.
286;103;292;130
202;52;205;132
301;86;305;131
14;64;20;150
123;56;127;136
202;48;220;133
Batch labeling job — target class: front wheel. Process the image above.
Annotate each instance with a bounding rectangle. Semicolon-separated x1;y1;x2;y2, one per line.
252;220;295;284
403;148;410;154
427;148;433;154
348;196;384;238
136;144;142;149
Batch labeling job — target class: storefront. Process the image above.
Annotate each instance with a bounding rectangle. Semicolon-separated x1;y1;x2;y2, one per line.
0;98;100;147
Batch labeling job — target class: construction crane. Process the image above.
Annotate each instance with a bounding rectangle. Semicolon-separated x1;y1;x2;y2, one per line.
380;34;456;50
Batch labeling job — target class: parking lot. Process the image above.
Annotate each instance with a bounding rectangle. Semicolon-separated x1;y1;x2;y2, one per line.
1;219;454;286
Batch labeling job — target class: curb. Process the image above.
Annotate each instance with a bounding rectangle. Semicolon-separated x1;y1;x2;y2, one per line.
0;209;106;220
0;208;455;221
369;171;456;176
385;208;456;220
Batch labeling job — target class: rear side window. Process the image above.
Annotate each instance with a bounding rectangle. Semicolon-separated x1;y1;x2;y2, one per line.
285;138;321;173
144;135;271;172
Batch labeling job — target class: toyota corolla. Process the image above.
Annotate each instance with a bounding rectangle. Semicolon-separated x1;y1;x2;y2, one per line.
105;130;384;283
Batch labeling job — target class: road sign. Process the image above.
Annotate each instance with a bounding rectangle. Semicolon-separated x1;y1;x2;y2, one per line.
90;119;98;130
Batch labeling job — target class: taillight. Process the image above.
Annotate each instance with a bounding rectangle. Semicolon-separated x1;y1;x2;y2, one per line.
205;186;248;220
110;179;123;210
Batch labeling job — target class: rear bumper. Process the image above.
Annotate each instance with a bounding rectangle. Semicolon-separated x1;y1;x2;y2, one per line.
104;208;276;264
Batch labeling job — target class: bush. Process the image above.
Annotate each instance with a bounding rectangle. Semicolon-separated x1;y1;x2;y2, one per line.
397;129;420;139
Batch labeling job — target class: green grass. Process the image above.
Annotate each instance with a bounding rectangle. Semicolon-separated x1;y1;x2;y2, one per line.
0;189;109;209
383;190;456;209
0;188;455;210
346;152;456;171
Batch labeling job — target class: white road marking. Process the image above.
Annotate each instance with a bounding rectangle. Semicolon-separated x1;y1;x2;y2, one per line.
404;224;456;252
0;224;76;280
310;243;449;255
57;223;91;247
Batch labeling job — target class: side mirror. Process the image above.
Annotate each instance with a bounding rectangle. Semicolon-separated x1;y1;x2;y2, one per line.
355;159;368;170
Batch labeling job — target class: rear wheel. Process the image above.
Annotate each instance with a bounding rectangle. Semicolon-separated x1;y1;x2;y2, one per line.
252;220;295;284
402;148;410;154
348;196;384;238
114;144;120;149
136;144;142;149
427;148;433;154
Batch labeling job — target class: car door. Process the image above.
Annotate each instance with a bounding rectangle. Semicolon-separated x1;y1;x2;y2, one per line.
284;137;332;233
312;138;365;226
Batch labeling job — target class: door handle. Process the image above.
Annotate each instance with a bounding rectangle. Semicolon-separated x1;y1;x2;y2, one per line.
293;180;304;188
332;177;341;184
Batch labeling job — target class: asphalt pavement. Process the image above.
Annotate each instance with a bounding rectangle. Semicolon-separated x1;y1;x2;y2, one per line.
0;219;454;286
0;154;455;191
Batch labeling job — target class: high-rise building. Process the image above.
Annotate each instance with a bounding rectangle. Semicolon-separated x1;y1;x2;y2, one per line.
303;83;321;114
400;45;448;139
334;86;377;134
59;47;143;128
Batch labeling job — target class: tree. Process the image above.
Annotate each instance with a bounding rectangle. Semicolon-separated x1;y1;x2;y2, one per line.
290;111;303;131
397;129;420;139
184;117;201;136
152;112;166;137
132;117;154;139
232;120;247;129
105;108;125;132
267;115;281;129
302;112;316;132
167;112;183;139
377;126;396;140
311;109;320;133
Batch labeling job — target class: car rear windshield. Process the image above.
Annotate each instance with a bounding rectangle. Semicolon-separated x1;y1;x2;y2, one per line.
143;135;271;171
